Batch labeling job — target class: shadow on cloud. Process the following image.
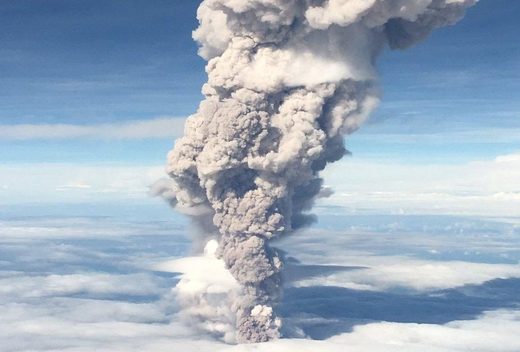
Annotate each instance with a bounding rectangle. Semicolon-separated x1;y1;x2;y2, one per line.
281;274;520;340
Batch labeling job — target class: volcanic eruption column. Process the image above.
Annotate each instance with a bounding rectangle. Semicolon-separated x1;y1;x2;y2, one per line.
165;0;476;343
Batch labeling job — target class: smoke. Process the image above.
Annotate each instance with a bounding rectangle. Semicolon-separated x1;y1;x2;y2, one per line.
165;0;476;343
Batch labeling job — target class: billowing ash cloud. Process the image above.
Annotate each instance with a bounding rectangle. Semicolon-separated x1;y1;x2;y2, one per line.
165;0;476;343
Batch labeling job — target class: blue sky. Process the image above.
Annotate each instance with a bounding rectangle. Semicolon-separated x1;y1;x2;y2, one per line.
0;0;519;208
0;0;203;122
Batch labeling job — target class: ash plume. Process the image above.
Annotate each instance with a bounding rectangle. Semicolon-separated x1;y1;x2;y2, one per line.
165;0;476;343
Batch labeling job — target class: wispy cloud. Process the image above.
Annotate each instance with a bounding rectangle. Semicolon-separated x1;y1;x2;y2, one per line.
355;128;520;144
0;117;186;140
0;164;165;204
321;152;520;216
2;152;520;214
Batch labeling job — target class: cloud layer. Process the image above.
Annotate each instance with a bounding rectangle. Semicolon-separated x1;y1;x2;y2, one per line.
3;152;519;217
321;152;520;216
1;212;519;351
0;117;185;140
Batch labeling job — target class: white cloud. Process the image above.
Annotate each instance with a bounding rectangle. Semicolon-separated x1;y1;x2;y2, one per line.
3;152;520;216
277;223;520;292
0;273;163;299
321;152;520;216
291;258;520;292
2;214;520;351
0;117;185;140
0;164;166;203
2;300;519;352
0;216;177;241
229;310;520;352
56;181;92;191
153;240;240;343
354;127;520;144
